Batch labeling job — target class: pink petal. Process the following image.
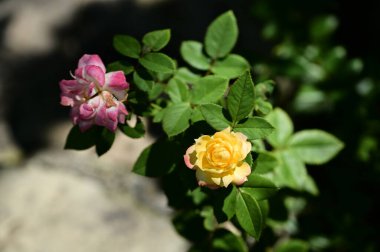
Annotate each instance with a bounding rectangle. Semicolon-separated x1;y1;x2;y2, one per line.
118;102;128;115
104;71;129;100
83;65;105;87
78;54;106;73
106;107;118;121
184;145;196;169
95;105;107;126
60;96;74;106
118;113;126;124
117;103;128;123
59;79;81;94
78;120;95;132
70;104;82;124
104;120;118;132
79;103;96;119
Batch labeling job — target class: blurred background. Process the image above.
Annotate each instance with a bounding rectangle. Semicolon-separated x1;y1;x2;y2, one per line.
0;0;379;251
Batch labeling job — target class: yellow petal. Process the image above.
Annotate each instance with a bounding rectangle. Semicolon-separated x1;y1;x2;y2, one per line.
196;169;219;189
232;162;251;185
222;175;233;187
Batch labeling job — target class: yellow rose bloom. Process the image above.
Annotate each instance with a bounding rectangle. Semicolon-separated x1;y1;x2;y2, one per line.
184;127;252;189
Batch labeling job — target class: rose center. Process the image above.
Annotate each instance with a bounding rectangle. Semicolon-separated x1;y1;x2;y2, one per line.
102;91;117;108
211;148;231;163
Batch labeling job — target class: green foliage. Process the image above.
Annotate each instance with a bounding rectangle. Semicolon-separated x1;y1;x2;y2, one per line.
132;138;180;177
162;102;192;137
95;128;115;156
166;78;190;103
113;35;141;58
142;29;171;51
252;152;277;174
211;229;248;252
235;188;263;239
180;41;211;70
64;8;347;251
119;117;145;138
65;126;115;156
288;130;344;164
205;11;238;59
242;174;279;200
191;76;228;105
138;52;176;74
227;71;255;124
234;117;274;140
265;108;293;148
64;125;98;150
133;71;154;91
275;239;309;252
107;60;134;75
199;104;231;131
211;54;250;78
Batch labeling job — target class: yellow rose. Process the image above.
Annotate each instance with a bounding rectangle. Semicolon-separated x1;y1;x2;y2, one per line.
184;127;252;189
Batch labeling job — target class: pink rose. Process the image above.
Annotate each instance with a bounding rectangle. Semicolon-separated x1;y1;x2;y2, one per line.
60;54;129;132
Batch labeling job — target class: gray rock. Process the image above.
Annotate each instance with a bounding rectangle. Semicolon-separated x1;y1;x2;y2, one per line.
0;165;188;252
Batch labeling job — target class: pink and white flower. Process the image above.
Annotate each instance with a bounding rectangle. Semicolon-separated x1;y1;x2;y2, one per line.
60;54;129;132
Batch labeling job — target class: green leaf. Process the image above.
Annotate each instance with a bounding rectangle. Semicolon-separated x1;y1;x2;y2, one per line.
148;83;165;100
258;200;269;224
234;117;274;140
139;52;176;73
167;78;189;103
275;151;308;190
190;187;208;205
275;239;309;252
119;117;145;138
241;174;279;201
222;185;238;220
190;106;204;123
95;128;115;156
151;104;166;123
133;70;154;91
265;108;293;148
132;138;179;177
252;152;278;174
180;41;211;70
254;98;273;116
200;206;217;231
255;80;275;99
172;210;209;242
212;229;248;252
191;76;228;105
162;102;192;137
227;71;255;124
289;130;344;165
303;175;319;196
212;54;250;79
174;67;201;83
64;125;99;150
245;152;253;167
236;189;263;239
113;35;141;58
107;60;134;75
205;11;238;59
142;29;171;51
199;104;231;131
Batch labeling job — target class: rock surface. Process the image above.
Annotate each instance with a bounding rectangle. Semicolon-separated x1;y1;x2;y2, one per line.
0;122;188;252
